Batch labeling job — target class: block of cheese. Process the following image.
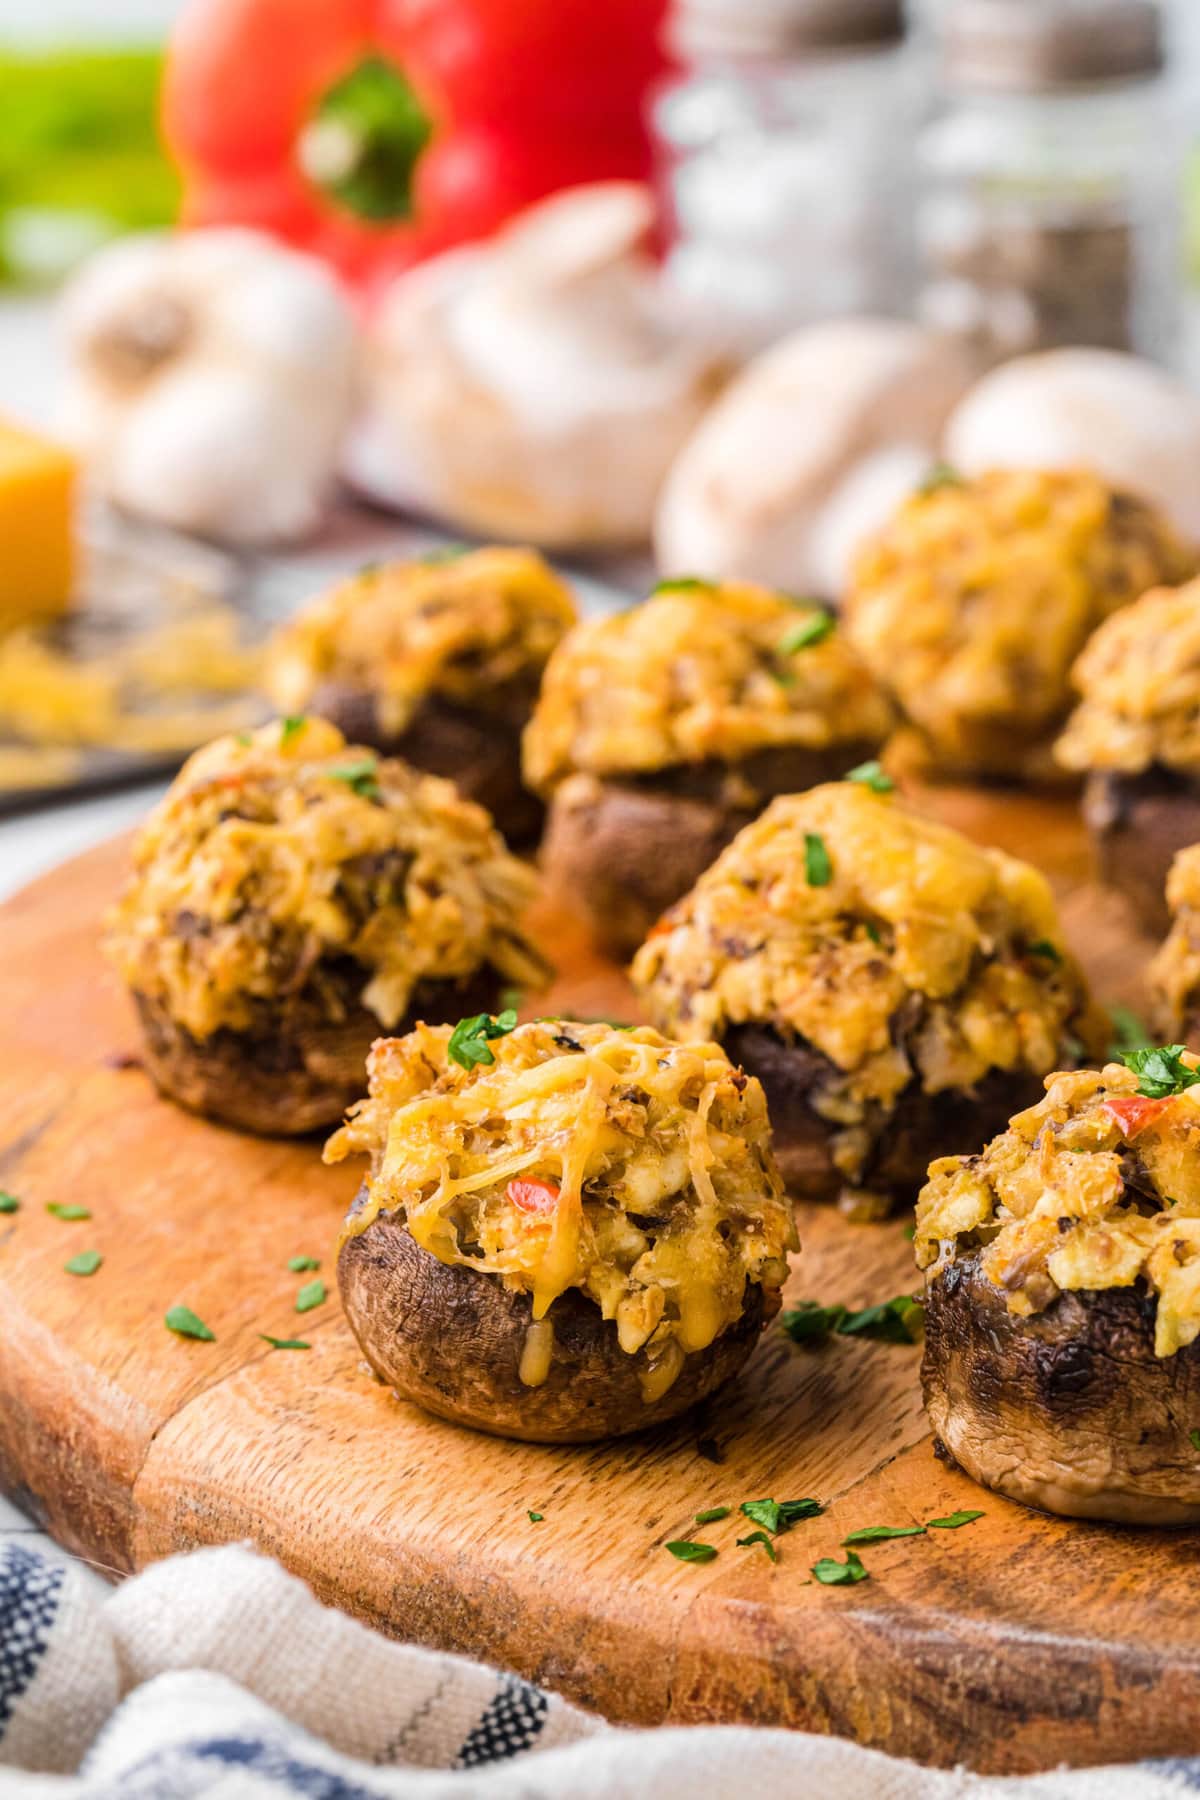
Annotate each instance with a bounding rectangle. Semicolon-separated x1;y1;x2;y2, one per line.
0;419;76;628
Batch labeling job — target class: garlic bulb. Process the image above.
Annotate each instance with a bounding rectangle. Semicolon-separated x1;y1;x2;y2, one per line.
945;349;1200;545
654;318;973;599
344;184;727;549
58;229;357;545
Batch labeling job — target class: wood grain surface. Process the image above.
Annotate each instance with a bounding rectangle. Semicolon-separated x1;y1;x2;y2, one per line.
1;787;1197;1774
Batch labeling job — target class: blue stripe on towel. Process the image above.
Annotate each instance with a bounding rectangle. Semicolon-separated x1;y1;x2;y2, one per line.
1142;1760;1200;1791
0;1542;64;1733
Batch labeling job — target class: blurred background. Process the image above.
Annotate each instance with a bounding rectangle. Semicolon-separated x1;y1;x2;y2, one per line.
2;0;1200;823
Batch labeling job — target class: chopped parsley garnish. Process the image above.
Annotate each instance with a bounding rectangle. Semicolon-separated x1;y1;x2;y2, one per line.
295;1279;326;1314
845;760;894;794
736;1530;778;1562
739;1498;822;1535
280;715;307;744
778;610;835;655
46;1203;91;1221
64;1250;102;1277
916;461;962;496
1121;1044;1200;1100
665;1540;718;1563
782;1295;923;1346
1108;1004;1151;1059
260;1335;310;1350
804;832;833;887
842;1524;925;1545
811;1550;869;1586
165;1304;215;1342
327;757;382;801
652;576;716;596
838;1295;924;1344
926;1509;984;1530
287;1255;320;1272
694;1506;731;1524
0;1191;19;1213
1026;939;1061;963
864;920;883;946
1190;1429;1200;1453
448;1009;519;1071
527;1510;544;1523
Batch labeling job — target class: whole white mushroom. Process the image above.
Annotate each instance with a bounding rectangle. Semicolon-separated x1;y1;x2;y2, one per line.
58;228;357;545
344;183;727;550
654;317;974;599
945;349;1200;544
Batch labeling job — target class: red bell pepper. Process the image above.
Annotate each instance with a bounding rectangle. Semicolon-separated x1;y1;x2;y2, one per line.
1099;1094;1174;1139
162;0;668;287
507;1177;561;1216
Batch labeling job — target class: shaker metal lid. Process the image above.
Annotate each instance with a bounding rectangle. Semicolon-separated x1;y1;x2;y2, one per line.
667;0;906;62
942;0;1164;91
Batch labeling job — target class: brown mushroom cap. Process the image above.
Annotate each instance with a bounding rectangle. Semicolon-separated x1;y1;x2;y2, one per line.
338;1192;773;1443
924;1252;1200;1525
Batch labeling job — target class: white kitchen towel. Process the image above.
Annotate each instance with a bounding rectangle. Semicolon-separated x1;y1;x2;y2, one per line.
0;1539;1197;1799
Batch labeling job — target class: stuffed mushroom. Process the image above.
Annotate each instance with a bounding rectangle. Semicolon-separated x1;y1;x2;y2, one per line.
845;468;1195;783
522;578;894;956
632;779;1106;1217
917;1051;1200;1524
104;717;549;1135
1057;580;1200;934
325;1017;796;1442
265;546;578;846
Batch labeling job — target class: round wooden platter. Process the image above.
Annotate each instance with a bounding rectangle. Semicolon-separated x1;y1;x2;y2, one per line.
1;786;1198;1777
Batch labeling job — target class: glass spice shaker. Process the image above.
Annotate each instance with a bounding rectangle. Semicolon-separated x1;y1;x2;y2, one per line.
652;0;922;355
916;0;1182;366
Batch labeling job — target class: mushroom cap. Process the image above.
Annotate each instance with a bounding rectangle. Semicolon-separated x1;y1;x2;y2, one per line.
654;317;973;597
945;348;1200;544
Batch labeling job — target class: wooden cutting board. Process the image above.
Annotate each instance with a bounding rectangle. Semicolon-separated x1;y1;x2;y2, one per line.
1;788;1198;1777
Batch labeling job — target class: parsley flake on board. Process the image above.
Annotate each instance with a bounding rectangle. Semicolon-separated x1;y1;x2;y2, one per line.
804;832;833;887
736;1530;778;1563
811;1550;869;1586
1190;1429;1200;1453
927;1510;984;1530
527;1511;544;1523
778;611;835;656
64;1251;102;1277
1108;1004;1151;1059
165;1305;215;1342
781;1295;923;1346
916;461;962;496
666;1540;718;1563
280;715;307;743
295;1279;326;1314
843;1525;925;1545
0;1191;19;1213
1121;1045;1200;1100
46;1203;90;1221
327;757;381;801
287;1255;320;1272
739;1498;822;1536
260;1335;310;1351
448;1009;519;1071
845;760;894;794
694;1506;731;1525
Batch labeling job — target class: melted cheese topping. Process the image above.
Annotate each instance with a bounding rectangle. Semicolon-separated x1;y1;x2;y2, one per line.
326;1019;796;1390
1057;579;1200;776
521;579;893;794
1150;845;1200;1038
846;469;1195;779
632;783;1105;1183
266;546;577;736
104;717;548;1040
915;1061;1200;1358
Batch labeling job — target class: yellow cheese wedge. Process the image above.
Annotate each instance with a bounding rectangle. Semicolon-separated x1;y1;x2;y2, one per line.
0;419;76;628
